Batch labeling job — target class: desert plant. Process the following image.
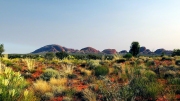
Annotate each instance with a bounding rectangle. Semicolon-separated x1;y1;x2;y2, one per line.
87;60;100;70
164;70;176;78
95;66;109;77
33;79;52;94
123;53;132;60
40;68;60;81
23;58;36;71
82;88;96;101
61;63;75;75
0;67;28;101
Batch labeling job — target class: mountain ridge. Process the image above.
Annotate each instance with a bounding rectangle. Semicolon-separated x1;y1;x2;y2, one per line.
32;44;173;55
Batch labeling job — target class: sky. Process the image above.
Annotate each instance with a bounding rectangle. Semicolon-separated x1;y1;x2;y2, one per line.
0;0;180;54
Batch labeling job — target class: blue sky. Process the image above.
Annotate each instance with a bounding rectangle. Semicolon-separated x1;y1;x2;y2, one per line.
0;0;180;54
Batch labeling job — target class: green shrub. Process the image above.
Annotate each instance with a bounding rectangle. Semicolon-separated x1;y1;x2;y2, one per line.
146;60;155;67
123;53;132;60
0;67;28;101
40;68;60;81
95;66;109;77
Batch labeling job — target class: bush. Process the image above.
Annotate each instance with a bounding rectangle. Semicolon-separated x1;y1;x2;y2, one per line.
40;68;60;81
0;67;28;101
115;58;126;63
164;70;176;78
95;66;109;77
123;53;132;60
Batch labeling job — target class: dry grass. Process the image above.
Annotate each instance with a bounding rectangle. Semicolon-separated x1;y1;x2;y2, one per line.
80;68;92;76
108;67;114;74
82;88;96;101
49;78;67;86
33;79;52;93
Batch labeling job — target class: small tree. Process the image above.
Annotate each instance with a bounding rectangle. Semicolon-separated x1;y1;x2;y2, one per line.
172;49;180;56
56;51;68;59
0;44;5;57
129;42;140;56
45;52;55;60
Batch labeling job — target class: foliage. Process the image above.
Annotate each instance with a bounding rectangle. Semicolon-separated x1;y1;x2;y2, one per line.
0;67;28;101
94;66;109;77
23;58;36;71
129;41;140;56
172;49;180;56
44;52;55;60
56;52;68;59
0;44;4;57
123;53;132;60
40;68;60;81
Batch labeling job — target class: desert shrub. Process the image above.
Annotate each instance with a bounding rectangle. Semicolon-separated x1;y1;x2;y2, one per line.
56;52;68;60
0;67;28;101
41;92;54;101
146;60;155;67
23;58;36;71
175;60;180;66
115;58;126;63
144;70;157;81
64;88;76;97
44;52;55;60
172;49;180;56
130;77;163;100
82;88;96;101
168;78;180;85
161;56;173;61
33;79;52;94
164;70;176;78
52;86;66;97
61;64;75;74
40;68;60;81
67;74;77;79
123;53;132;60
87;60;100;70
62;96;72;101
95;66;109;77
49;78;67;86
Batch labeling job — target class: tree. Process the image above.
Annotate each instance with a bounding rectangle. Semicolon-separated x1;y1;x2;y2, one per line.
129;42;140;56
0;44;4;57
55;51;68;59
172;49;180;56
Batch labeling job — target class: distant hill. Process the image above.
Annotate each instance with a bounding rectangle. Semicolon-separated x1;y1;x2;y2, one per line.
32;44;173;55
32;44;78;53
80;47;100;53
102;49;117;54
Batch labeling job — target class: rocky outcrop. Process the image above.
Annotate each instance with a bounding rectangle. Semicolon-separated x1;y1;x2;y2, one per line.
32;44;77;53
119;50;128;54
139;47;146;52
102;49;117;54
80;47;100;53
